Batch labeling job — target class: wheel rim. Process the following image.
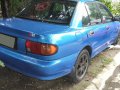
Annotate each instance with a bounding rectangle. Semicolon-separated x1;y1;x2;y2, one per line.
76;53;89;79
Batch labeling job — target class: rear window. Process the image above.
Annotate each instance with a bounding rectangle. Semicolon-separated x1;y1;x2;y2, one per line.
17;0;77;25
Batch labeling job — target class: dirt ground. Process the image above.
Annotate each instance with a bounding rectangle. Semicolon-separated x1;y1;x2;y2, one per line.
0;38;120;90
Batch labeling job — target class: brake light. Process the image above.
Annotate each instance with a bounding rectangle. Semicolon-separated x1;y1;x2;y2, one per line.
26;40;58;56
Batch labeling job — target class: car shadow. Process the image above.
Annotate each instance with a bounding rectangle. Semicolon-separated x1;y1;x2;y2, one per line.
0;67;74;90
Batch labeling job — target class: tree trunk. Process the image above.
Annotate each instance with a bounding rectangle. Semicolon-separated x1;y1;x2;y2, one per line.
1;0;9;18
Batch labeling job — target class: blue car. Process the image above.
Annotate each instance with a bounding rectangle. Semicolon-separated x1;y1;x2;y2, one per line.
0;0;120;83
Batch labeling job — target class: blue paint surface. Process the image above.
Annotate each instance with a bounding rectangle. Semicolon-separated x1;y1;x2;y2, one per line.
0;0;119;80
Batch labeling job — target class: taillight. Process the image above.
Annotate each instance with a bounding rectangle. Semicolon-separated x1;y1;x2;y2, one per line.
26;40;58;56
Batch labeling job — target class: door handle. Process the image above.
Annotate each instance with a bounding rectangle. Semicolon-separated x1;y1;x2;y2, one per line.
89;31;94;36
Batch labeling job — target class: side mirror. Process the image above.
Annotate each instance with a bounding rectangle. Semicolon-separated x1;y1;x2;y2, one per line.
113;16;120;21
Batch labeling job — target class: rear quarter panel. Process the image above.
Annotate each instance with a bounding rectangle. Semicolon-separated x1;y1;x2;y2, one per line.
28;28;80;61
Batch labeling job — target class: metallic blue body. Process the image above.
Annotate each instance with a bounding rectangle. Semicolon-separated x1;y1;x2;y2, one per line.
0;0;120;80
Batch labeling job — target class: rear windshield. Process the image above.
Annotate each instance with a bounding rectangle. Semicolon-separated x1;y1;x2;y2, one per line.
17;0;77;25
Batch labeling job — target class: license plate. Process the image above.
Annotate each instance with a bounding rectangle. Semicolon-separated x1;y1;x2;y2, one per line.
0;33;16;49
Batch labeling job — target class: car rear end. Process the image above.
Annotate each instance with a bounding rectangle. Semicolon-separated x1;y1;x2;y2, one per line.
0;0;78;80
0;18;77;80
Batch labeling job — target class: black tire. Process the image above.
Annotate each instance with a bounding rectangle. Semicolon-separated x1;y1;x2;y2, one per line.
69;49;90;83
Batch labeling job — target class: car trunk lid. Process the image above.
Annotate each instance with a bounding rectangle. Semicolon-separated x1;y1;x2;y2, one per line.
0;17;69;55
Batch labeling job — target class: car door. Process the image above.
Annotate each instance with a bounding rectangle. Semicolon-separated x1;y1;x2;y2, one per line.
96;2;118;46
83;2;108;57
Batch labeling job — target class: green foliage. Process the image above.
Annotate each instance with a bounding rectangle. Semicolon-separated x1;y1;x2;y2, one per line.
100;0;120;15
100;0;113;12
9;0;30;16
112;2;120;15
9;0;21;16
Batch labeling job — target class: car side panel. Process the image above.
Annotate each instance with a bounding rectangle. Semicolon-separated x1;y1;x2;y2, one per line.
102;22;117;45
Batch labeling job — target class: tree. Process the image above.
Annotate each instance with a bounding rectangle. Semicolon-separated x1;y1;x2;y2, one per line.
112;2;120;15
0;0;9;17
100;0;120;16
100;0;113;12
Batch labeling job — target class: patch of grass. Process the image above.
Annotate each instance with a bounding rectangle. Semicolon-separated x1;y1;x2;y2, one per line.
0;60;5;67
100;55;113;66
88;54;113;78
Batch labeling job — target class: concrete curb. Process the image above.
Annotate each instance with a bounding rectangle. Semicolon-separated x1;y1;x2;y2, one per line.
85;51;120;90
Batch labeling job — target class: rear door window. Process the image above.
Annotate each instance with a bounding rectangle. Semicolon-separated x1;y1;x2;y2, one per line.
85;2;101;25
96;3;113;23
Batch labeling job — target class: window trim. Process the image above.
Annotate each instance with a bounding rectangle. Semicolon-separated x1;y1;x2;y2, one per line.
82;3;91;27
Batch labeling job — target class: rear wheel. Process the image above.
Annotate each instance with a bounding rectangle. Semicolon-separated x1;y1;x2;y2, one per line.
69;49;90;83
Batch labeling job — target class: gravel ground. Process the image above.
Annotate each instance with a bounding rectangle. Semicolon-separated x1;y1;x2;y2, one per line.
0;38;120;90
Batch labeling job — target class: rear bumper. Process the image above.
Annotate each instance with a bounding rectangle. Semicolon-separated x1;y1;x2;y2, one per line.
0;47;78;80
